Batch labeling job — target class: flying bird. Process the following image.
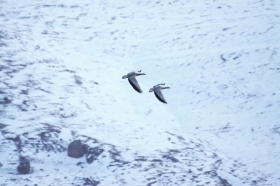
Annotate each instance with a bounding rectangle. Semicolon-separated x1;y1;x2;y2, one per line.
122;70;146;93
149;83;170;104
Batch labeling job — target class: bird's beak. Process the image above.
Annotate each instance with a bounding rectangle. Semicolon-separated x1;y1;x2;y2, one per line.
122;75;127;79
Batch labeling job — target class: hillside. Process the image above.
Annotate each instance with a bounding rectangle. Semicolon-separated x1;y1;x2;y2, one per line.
0;0;279;185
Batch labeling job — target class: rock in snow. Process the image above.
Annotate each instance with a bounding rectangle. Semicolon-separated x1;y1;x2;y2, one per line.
17;157;31;174
67;140;85;158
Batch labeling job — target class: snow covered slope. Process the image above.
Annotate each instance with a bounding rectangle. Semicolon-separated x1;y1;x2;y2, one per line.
129;0;280;185
0;0;279;185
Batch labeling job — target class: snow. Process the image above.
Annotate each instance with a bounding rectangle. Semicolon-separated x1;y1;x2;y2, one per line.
0;0;280;185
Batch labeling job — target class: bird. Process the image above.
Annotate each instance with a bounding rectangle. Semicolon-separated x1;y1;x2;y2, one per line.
149;83;170;104
122;70;146;93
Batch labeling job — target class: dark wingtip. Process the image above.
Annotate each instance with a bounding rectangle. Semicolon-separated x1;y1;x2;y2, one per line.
154;92;167;104
128;79;142;93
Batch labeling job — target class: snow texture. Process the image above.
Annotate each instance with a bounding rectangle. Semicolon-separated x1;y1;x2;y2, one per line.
0;0;280;185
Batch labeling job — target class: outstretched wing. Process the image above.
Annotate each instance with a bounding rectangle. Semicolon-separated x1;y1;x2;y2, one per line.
154;89;167;104
128;76;143;93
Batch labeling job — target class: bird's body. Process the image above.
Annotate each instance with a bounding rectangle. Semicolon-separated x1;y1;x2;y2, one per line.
149;83;170;104
122;71;146;93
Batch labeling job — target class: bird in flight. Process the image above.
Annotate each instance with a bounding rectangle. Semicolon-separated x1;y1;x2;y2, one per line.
149;83;170;104
122;70;146;93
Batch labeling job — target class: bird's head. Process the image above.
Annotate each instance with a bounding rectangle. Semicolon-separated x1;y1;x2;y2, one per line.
149;88;154;92
122;75;128;79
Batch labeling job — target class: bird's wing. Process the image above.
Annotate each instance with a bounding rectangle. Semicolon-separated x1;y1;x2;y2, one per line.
128;76;142;93
154;89;167;104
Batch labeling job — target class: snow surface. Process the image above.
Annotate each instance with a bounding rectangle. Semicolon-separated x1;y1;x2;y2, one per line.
0;0;280;185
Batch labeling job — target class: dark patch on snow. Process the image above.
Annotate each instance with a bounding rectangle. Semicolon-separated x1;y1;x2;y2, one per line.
220;54;227;63
20;89;29;95
85;146;104;164
0;90;6;94
0;123;8;129
74;75;83;85
135;157;148;162
0;97;12;104
17;157;31;174
162;155;179;163
83;177;100;186
147;181;157;186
